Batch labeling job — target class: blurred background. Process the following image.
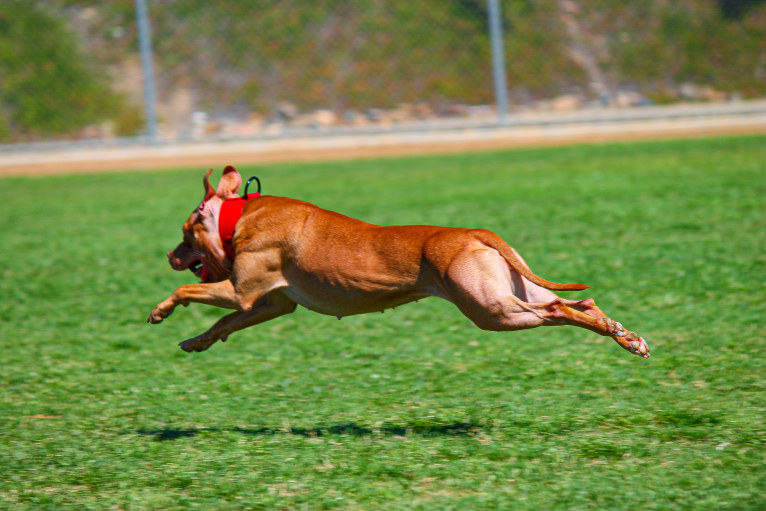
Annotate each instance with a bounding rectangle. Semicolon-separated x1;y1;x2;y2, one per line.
0;0;764;152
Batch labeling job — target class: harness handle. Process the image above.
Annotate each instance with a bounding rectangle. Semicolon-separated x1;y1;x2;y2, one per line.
243;176;261;199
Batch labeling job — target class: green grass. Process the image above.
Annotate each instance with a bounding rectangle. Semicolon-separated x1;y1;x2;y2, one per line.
1;136;764;509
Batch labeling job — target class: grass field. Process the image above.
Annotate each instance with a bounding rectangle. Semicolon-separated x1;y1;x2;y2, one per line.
1;136;764;509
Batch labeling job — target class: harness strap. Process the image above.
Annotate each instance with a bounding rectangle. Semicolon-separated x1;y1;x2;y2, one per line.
218;193;260;260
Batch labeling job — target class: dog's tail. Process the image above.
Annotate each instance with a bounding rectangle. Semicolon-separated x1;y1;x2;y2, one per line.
473;230;590;291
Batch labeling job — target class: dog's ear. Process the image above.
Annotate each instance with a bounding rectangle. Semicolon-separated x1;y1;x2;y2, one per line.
202;168;216;201
216;165;242;198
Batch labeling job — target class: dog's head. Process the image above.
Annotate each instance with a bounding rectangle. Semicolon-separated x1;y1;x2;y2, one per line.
167;166;242;282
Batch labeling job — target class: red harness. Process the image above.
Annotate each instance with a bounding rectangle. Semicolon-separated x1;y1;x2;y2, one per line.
218;193;261;260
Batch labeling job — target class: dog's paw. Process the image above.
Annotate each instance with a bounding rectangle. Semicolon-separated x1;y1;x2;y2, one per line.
602;317;649;358
147;309;165;324
627;336;650;358
179;334;218;352
147;301;175;324
615;331;650;358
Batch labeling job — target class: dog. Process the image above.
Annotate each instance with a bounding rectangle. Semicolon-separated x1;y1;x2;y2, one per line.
148;166;649;358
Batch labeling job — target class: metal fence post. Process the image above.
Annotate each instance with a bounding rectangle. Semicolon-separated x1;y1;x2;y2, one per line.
487;0;509;123
135;0;158;142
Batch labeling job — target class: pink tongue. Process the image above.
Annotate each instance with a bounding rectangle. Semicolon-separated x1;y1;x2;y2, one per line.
200;263;209;282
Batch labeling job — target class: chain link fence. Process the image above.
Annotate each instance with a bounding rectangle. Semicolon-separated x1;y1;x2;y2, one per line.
1;0;764;145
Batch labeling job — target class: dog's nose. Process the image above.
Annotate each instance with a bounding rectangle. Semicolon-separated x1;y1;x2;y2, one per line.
167;251;179;268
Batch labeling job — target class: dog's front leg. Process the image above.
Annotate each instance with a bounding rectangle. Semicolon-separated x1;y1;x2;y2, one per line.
147;279;240;324
178;292;297;352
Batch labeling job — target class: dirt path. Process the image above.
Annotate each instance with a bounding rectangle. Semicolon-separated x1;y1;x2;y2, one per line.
1;110;764;177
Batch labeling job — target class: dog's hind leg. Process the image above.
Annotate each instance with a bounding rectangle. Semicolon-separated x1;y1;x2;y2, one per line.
441;245;649;358
178;291;297;352
546;296;649;356
537;299;649;357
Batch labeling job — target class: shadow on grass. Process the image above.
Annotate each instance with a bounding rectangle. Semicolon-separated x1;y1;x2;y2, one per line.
135;421;484;441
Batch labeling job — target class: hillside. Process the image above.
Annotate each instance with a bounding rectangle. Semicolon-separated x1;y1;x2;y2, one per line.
0;3;137;141
1;0;764;141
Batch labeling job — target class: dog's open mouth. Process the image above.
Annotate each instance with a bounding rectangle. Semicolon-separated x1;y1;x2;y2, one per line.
188;258;209;282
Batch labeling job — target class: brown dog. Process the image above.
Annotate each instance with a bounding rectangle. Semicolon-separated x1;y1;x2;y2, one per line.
148;166;649;358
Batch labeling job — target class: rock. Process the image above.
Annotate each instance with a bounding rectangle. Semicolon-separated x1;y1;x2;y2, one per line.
247;112;264;123
436;103;470;117
679;82;700;100
466;104;495;118
222;116;263;136
365;108;385;123
203;121;223;135
412;102;433;119
80;123;108;139
263;122;285;135
614;90;645;108
388;104;416;123
292;109;338;128
680;83;728;102
313;109;337;126
698;86;727;102
550;94;582;111
272;101;298;122
343;110;360;121
343;110;368;126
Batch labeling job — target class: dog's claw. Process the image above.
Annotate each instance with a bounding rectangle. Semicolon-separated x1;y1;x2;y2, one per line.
615;332;650;358
147;311;163;324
